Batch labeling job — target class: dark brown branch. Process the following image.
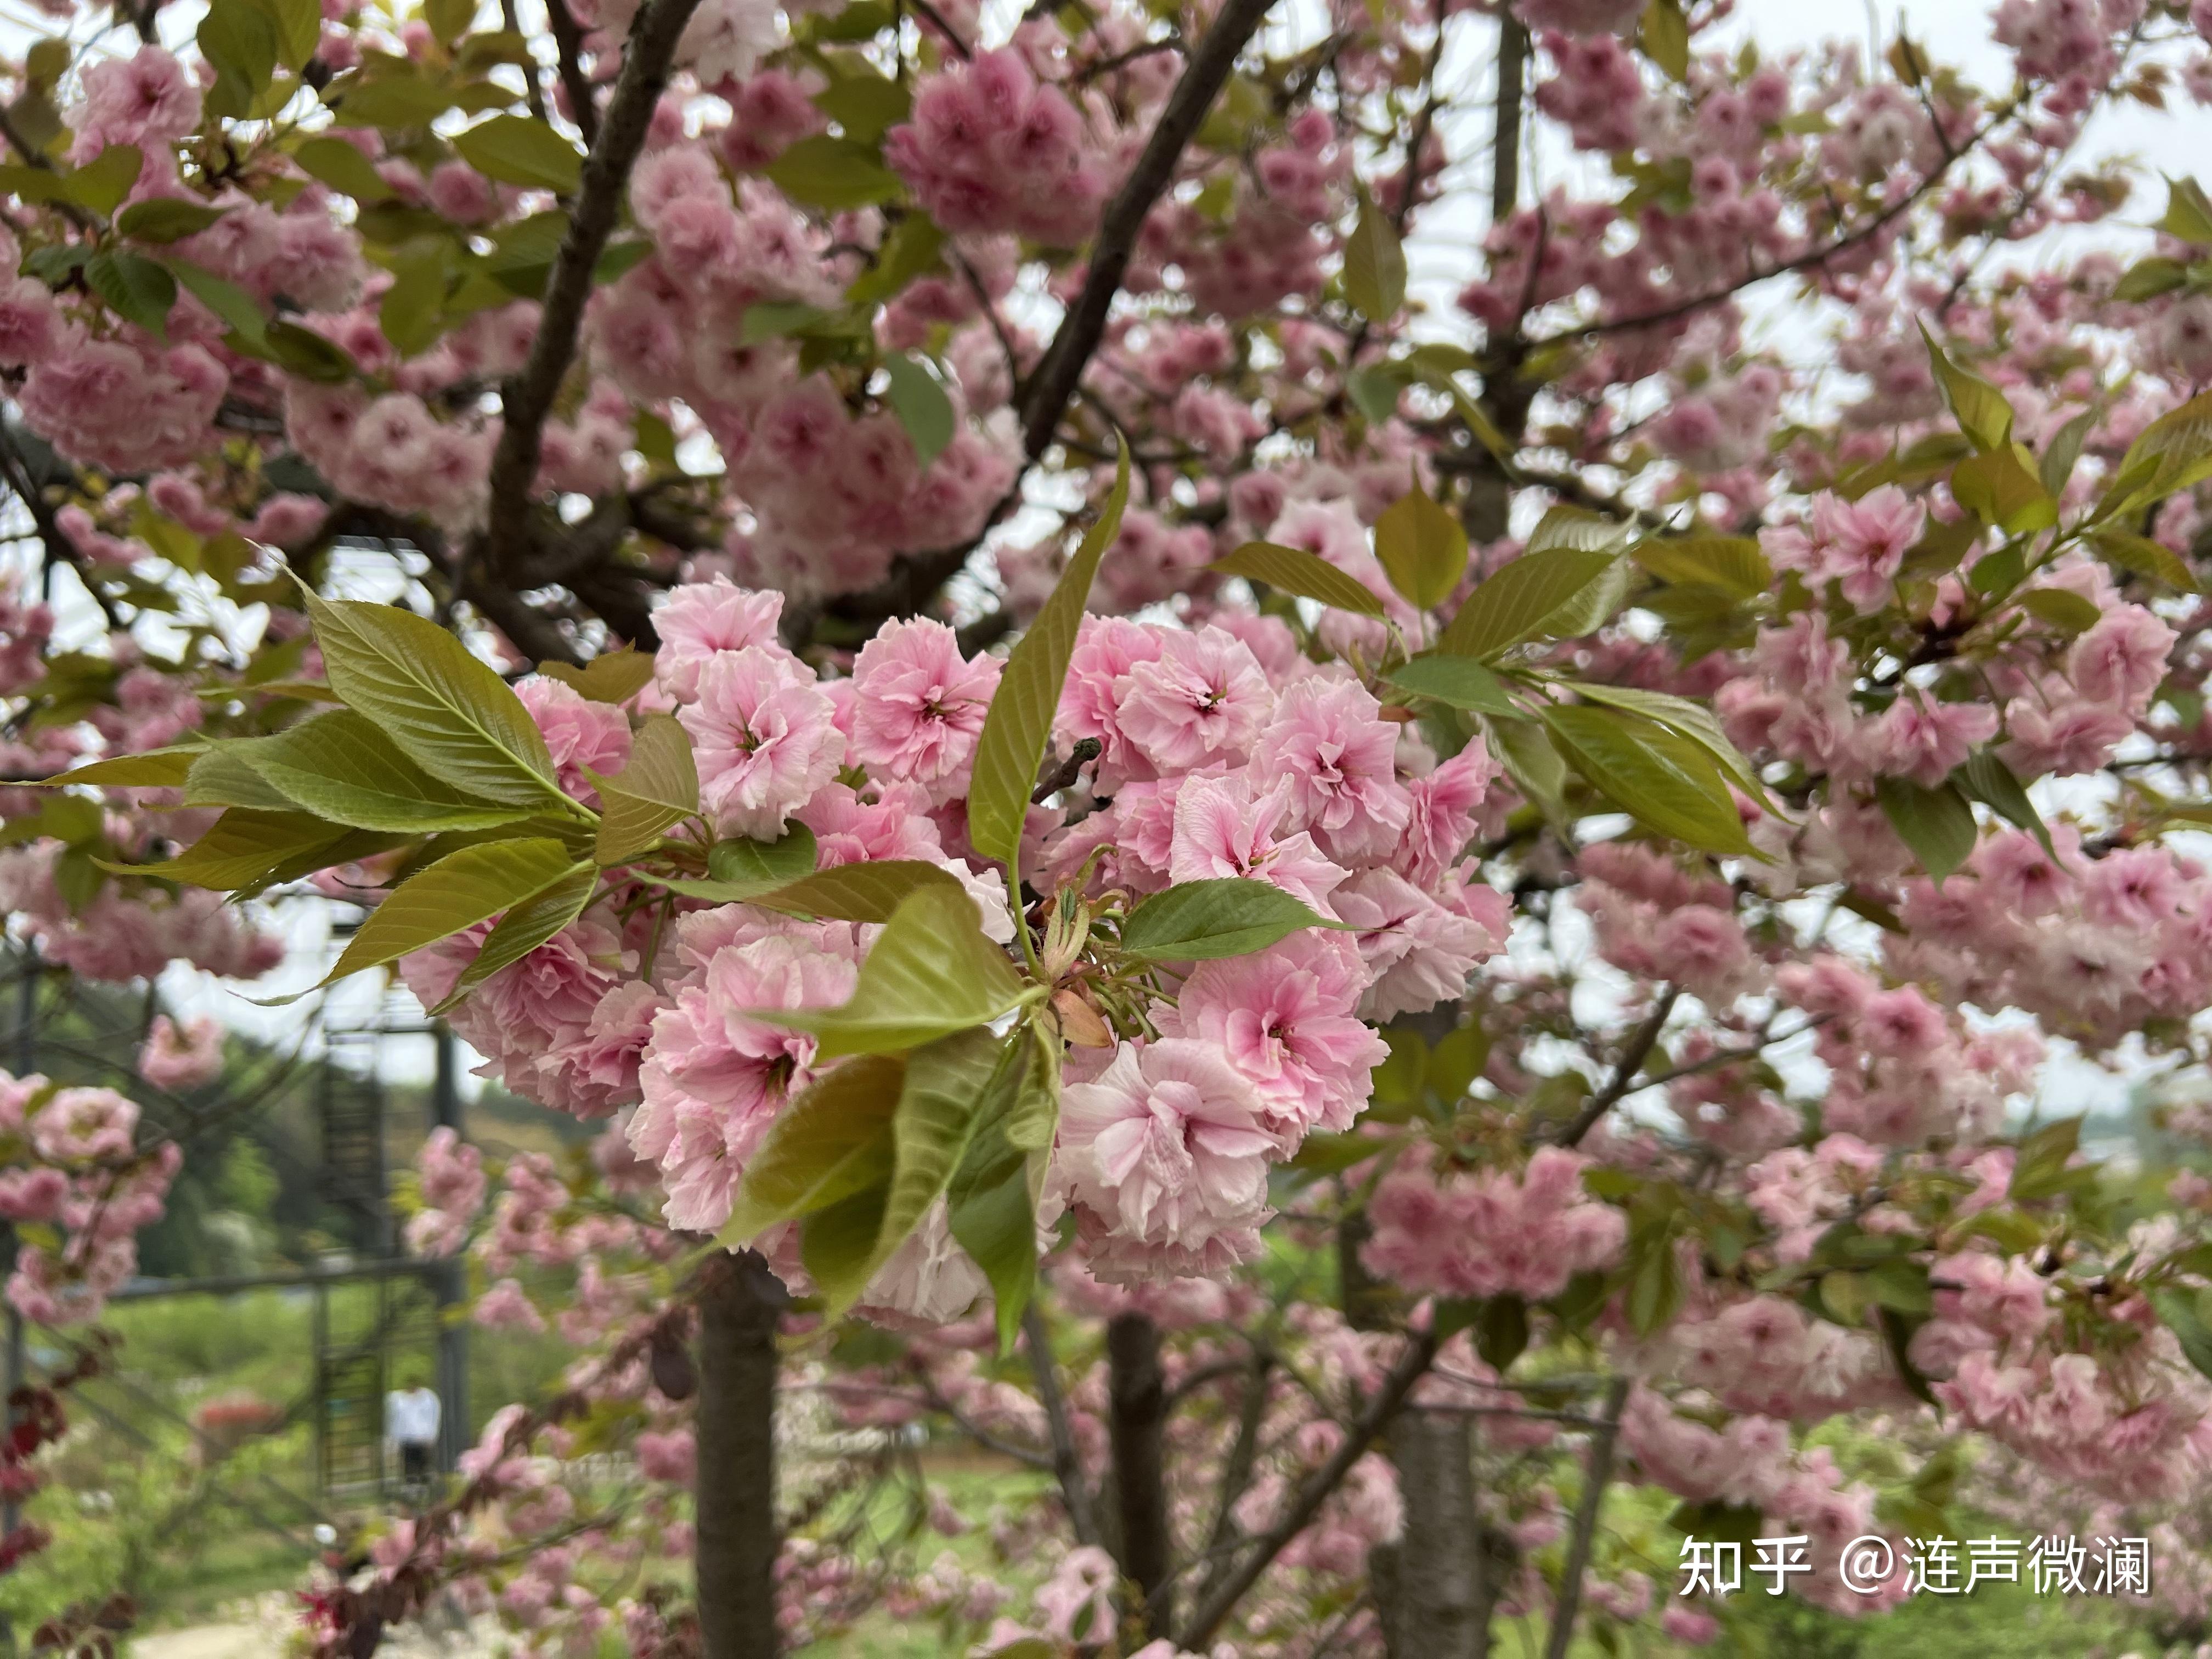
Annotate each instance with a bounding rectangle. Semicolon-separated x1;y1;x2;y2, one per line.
0;105;94;231
1109;1312;1174;1636
1022;1304;1101;1548
1019;0;1283;459
1555;987;1678;1149
1175;1330;1440;1650
505;0;550;122
904;0;974;59
0;429;122;630
1541;1377;1630;1659
483;0;702;581
695;1250;786;1659
1489;15;1525;226
543;0;602;148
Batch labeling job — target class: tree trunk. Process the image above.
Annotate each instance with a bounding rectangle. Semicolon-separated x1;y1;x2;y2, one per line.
1107;1310;1172;1635
1377;1410;1486;1659
694;1250;783;1659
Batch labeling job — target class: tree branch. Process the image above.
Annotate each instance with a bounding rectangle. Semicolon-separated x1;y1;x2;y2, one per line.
543;0;603;148
1175;1330;1438;1650
1555;986;1678;1149
1541;1377;1630;1659
483;0;703;583
1022;1304;1101;1548
0;429;122;630
1018;0;1283;459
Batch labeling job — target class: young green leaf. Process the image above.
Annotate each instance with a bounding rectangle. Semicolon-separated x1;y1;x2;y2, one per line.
860;1026;1029;1310
1207;541;1387;617
1383;654;1519;715
452;115;584;191
2089;527;2200;592
85;251;177;341
1437;546;1622;659
293;134;396;201
320;836;579;988
708;823;819;887
720;1054;906;1245
880;352;955;470
534;647;657;704
432;861;599;1012
182;747;300;812
1875;775;1978;885
802;1184;891;1308
765;134;905;208
967;442;1131;873
590;713;698;864
1632;533;1770;598
1920;323;2015;453
233;709;534;831
1373;482;1468;611
1342;183;1406;323
947;1025;1053;1352
1542;704;1754;856
1951;445;2057;535
100;807;346;890
1562;682;1770;805
298;586;563;808
44;748;205;789
760;884;1033;1058
1119;878;1333;962
61;144;142;215
116;199;231;244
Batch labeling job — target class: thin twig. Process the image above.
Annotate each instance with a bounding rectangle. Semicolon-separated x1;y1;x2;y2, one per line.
1555;986;1679;1148
1174;1330;1438;1649
543;0;601;148
1542;1377;1631;1659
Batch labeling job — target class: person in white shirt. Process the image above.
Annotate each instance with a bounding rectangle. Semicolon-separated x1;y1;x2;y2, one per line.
385;1378;442;1489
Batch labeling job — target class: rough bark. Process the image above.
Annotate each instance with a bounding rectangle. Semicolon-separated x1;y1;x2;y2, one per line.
694;1251;785;1659
1378;1411;1486;1659
1107;1310;1173;1635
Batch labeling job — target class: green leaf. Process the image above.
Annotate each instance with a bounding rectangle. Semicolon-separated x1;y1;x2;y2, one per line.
43;747;205;789
299;587;563;808
947;1027;1051;1353
536;647;657;703
248;0;319;68
1954;749;2051;855
1208;541;1386;616
1474;1294;1529;1373
425;0;479;44
432;860;599;1012
2157;175;2212;246
1487;714;1570;827
379;250;452;357
101;807;347;890
452;114;584;193
2009;1115;2084;1202
812;63;911;144
1633;533;1770;598
166;259;268;342
200;0;280;119
262;320;356;382
294;135;396;201
1628;1231;1682;1335
1640;0;1690;79
1562;681;1768;804
1951;445;2057;534
862;1026;1028;1311
1342;183;1406;323
1920;323;2015;453
117;199;231;244
590;713;697;864
1373;482;1468;611
967;441;1130;873
1875;775;1977;885
1383;654;1519;715
708;823;820;887
2089;527;2200;592
181;747;302;812
233;708;531;831
84;252;176;341
2016;585;2102;635
2152;1289;2212;1384
330;69;457;128
764;134;905;208
2097;388;2212;520
653;854;953;915
760;884;1032;1058
322;837;578;988
1118;877;1333;962
1347;362;1408;426
720;1054;907;1244
2040;409;2096;497
879;352;955;471
1542;704;1753;856
1438;546;1622;659
801;1183;890;1308
2114;256;2188;303
847;211;945;307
